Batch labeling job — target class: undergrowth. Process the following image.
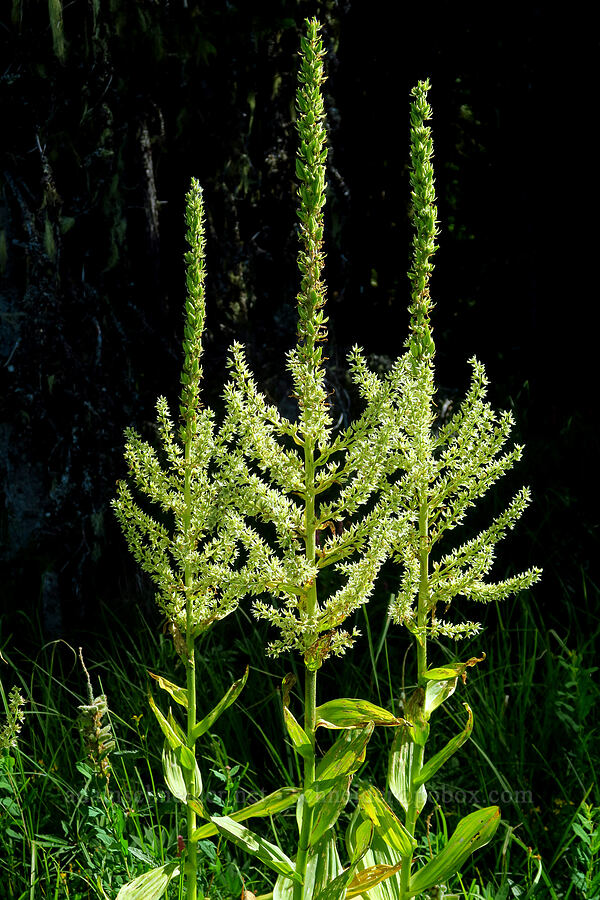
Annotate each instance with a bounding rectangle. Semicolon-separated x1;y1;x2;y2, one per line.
1;580;598;898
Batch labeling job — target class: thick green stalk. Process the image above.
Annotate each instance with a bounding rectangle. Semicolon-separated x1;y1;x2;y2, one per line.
292;21;327;899
294;442;318;900
397;80;437;899
180;180;206;900
184;442;200;900
416;498;429;684
399;497;429;899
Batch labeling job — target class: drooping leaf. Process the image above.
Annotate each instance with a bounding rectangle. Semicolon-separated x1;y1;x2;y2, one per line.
148;672;188;709
211;815;301;882
315;699;406;730
190;787;301;840
191;667;249;740
422;654;486;685
346;863;403;898
415;704;473;786
408;806;501;895
358;785;417;856
115;861;180;900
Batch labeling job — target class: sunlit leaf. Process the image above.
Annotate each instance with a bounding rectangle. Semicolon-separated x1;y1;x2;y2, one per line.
162;741;202;803
423;654;486;685
346;807;403;900
351;818;373;864
284;706;313;759
211;815;301;882
423;676;457;717
305;830;344;898
115;861;180;900
416;704;473;785
387;723;426;816
148;672;188;709
191;667;249;740
305;724;373;807
409;806;501;895
315;698;406;729
190;787;301;840
312;820;373;900
309;774;352;845
346;863;403;898
358;784;416;856
148;695;195;771
161;741;187;803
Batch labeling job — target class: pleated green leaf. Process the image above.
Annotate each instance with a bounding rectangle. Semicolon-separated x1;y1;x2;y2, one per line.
415;704;473;786
284;706;313;759
115;861;180;900
304;830;344;899
211;815;301;882
161;741;187;803
423;676;458;717
309;774;352;845
346;863;403;898
148;695;195;770
161;741;202;803
315;698;405;730
312;820;373;900
190;787;301;840
409;806;501;895
387;723;427;816
345;807;403;900
422;655;486;684
305;724;373;807
358;784;417;856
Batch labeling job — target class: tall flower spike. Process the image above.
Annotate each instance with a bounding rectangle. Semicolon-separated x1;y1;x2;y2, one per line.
290;17;332;448
407;79;438;365
180;179;207;444
387;82;541;644
222;19;412;668
295;17;328;362
113;180;254;642
384;83;540;899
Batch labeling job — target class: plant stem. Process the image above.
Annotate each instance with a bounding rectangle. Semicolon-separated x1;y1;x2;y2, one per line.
184;438;199;900
294;441;318;900
399;498;430;899
417;497;429;684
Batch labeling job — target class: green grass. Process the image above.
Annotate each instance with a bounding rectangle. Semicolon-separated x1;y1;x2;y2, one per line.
1;578;599;899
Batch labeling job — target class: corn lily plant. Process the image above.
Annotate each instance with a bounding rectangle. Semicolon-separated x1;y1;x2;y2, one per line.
112;17;540;900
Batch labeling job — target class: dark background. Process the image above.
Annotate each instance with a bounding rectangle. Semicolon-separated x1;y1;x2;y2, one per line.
0;0;596;645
